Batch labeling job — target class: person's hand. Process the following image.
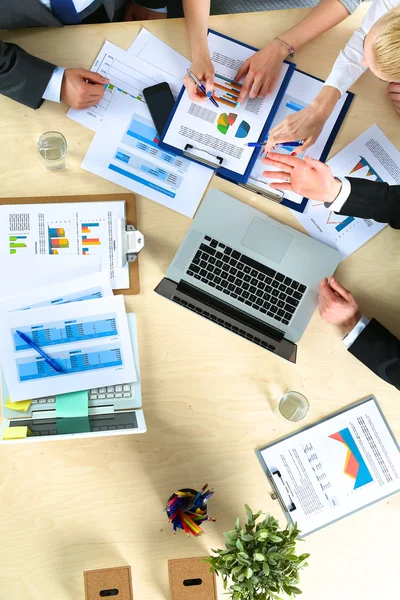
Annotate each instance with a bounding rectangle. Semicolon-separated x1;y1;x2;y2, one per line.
235;39;288;105
61;68;109;109
263;103;327;155
387;82;400;114
183;56;215;102
318;277;362;335
262;152;342;202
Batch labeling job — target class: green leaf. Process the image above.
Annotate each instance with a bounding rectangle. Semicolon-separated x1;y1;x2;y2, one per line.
254;553;265;561
263;562;270;576
268;535;283;542
258;531;269;539
241;534;254;542
235;517;241;530
245;504;253;521
246;567;253;579
289;587;302;595
236;539;244;552
231;566;243;575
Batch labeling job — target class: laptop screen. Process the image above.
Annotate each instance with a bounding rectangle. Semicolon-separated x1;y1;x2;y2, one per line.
7;412;138;437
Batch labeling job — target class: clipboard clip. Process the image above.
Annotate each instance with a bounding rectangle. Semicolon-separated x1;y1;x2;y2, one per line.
118;219;145;267
239;178;284;203
183;144;224;169
270;470;296;513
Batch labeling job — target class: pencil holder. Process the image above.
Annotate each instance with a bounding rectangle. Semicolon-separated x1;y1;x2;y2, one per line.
166;484;215;537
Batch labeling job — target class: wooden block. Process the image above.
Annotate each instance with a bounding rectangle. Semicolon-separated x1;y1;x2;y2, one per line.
84;566;133;600
168;557;217;600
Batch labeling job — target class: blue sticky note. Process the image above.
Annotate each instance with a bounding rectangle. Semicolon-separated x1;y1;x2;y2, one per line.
55;390;89;418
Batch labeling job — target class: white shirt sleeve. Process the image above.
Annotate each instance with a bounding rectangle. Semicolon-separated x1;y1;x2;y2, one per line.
324;0;399;96
42;67;65;103
329;177;352;212
342;315;370;348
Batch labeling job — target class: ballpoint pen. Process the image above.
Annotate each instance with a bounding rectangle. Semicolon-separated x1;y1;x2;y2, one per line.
246;140;305;149
15;330;64;373
186;69;219;108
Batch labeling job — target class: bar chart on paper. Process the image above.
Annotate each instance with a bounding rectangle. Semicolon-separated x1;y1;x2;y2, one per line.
81;222;101;255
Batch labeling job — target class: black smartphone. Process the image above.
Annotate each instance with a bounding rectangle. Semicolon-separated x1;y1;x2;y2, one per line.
143;82;175;137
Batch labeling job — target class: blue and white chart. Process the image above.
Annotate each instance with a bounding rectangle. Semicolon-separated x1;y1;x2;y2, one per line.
293;125;396;259
0;296;136;401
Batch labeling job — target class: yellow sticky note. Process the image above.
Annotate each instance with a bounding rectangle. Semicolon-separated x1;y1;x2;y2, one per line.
5;397;32;412
2;426;32;440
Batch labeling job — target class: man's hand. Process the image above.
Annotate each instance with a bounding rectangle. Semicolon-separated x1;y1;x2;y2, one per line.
262;152;341;203
60;68;109;109
183;56;215;102
387;82;400;114
235;39;288;105
318;277;362;335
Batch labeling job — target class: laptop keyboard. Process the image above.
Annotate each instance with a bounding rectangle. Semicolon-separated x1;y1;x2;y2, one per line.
30;384;133;407
186;235;307;326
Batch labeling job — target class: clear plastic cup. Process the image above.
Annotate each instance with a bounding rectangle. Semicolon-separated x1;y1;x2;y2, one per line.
38;131;67;171
277;391;309;422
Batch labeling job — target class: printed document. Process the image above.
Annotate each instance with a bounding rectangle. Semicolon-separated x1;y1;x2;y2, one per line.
247;70;351;202
0;272;112;314
293;125;394;259
162;31;290;175
82;92;212;218
68;41;185;132
0;201;128;288
128;28;190;78
0;255;101;300
259;398;400;536
0;296;137;401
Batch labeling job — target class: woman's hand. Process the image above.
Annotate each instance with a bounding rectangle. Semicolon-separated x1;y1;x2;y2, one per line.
235;39;288;105
262;152;341;202
264;103;328;154
183;55;215;102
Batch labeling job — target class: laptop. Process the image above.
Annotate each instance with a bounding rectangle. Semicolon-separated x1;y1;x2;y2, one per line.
155;190;341;363
0;314;146;442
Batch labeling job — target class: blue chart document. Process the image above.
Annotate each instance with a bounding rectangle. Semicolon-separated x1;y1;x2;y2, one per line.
0;296;137;401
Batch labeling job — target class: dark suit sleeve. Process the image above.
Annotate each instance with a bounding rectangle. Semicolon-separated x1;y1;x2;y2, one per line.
0;41;57;109
348;319;400;390
337;177;400;229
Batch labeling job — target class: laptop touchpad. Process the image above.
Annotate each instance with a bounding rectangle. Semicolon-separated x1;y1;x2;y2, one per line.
241;217;292;264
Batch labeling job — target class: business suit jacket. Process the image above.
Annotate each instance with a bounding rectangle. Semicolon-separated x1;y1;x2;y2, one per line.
0;0;126;109
337;177;400;389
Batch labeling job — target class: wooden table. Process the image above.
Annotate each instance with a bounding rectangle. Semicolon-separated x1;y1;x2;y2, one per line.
1;6;399;599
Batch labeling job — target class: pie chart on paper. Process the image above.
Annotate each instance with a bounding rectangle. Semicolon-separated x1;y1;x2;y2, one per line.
235;120;250;138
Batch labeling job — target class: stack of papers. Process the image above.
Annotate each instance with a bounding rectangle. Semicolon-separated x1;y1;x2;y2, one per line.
69;30;213;218
0;272;137;404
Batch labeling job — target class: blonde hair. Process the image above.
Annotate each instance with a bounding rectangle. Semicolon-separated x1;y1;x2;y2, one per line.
372;5;400;79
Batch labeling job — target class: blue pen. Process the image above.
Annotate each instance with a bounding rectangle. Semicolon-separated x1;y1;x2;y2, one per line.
15;330;64;373
186;69;219;108
246;140;305;149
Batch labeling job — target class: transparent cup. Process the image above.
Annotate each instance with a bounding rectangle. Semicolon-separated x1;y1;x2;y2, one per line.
277;391;309;422
38;131;67;171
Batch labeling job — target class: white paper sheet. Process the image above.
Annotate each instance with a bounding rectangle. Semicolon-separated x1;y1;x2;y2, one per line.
162;31;290;176
259;398;400;536
0;296;137;401
248;70;351;203
0;201;129;288
0;255;101;299
128;28;190;78
293;125;394;259
68;40;186;132
0;272;113;313
82;91;213;218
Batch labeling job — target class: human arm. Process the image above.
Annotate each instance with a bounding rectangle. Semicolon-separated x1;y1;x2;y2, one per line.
262;152;400;228
182;0;214;101
264;0;397;153
236;0;353;104
318;277;400;390
0;41;109;109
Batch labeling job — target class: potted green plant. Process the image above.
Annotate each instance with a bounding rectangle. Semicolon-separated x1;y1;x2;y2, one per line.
206;505;309;600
